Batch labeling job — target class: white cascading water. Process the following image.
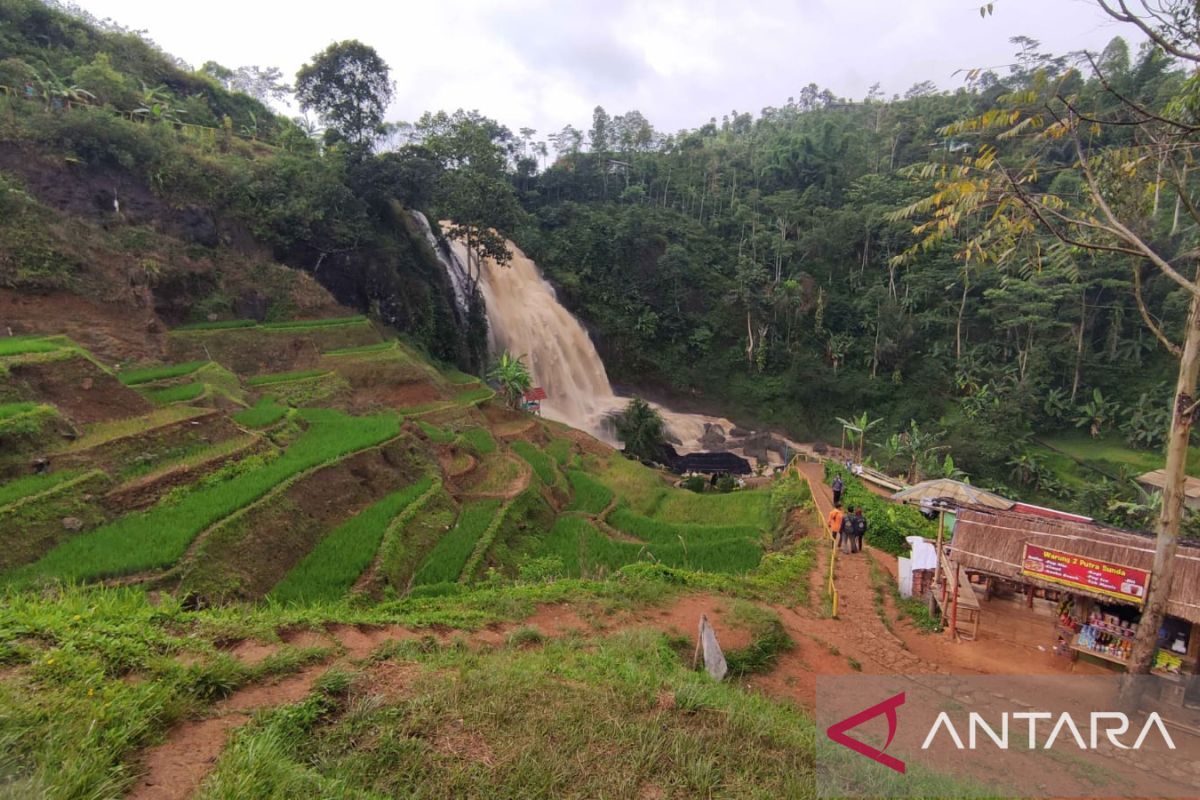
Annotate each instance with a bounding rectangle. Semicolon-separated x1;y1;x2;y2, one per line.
427;217;793;460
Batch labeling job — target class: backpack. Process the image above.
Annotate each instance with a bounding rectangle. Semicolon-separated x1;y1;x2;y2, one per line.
854;515;867;536
840;516;853;535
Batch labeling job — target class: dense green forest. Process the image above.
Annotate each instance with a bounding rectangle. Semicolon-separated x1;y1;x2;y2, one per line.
1;0;1195;526
509;35;1192;522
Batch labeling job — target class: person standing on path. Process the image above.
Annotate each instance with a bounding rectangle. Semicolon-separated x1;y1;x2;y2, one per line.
839;513;854;554
826;505;844;541
831;474;844;507
851;507;867;553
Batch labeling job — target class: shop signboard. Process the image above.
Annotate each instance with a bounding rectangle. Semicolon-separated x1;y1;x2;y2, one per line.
1020;544;1149;604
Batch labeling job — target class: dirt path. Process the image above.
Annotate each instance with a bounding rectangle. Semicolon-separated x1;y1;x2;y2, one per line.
125;602;598;800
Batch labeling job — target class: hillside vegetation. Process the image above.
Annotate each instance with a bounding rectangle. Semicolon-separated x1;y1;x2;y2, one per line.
0;315;824;797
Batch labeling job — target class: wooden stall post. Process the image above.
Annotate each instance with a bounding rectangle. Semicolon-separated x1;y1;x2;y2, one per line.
950;563;961;642
933;510;944;585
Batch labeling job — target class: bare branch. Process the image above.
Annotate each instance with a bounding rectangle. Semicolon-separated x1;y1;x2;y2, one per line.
1133;265;1183;355
1098;0;1200;63
1071;120;1200;296
1080;52;1200;133
996;166;1148;258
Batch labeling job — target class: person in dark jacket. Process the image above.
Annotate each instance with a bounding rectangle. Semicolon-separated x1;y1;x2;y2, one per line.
839;513;854;554
851;507;867;553
831;475;844;507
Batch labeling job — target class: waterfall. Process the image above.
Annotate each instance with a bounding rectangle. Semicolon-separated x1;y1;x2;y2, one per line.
440;227;784;457
410;210;471;321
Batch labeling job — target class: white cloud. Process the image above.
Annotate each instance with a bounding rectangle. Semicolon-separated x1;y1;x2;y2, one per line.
73;0;1139;141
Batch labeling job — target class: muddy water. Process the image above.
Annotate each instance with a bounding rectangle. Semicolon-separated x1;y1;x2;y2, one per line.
441;228;796;462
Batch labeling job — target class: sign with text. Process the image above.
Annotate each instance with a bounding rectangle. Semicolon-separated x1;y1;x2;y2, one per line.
817;675;1195;797
1020;544;1148;604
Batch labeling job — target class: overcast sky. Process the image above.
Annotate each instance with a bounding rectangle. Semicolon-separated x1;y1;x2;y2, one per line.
73;0;1142;139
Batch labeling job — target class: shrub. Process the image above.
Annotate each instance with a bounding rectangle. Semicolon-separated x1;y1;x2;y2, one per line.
715;474;736;493
823;464;934;555
682;476;707;494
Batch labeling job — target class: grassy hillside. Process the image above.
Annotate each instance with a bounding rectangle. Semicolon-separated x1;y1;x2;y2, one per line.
0;316;834;797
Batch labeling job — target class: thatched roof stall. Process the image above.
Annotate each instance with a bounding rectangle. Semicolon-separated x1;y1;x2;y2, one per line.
950;507;1200;624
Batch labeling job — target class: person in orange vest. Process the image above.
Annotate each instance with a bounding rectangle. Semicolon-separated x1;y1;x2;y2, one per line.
826;506;844;540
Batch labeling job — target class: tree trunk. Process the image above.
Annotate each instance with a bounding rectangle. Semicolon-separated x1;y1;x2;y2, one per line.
1123;277;1200;696
955;267;970;365
871;307;881;379
1071;290;1087;404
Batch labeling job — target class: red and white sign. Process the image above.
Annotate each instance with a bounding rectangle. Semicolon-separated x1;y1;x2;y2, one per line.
1020;544;1149;604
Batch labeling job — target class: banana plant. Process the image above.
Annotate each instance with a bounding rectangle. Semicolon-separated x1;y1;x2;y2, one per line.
487;351;532;409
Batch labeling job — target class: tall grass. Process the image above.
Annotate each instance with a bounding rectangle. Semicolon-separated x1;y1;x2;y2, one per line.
0;470;83;508
118;361;208;385
533;516;762;576
454;386;494;405
608;508;761;544
173;319;257;331
0;401;40;420
458;427;496;456
322;341;395;356
269;476;434;604
246;369;329;387
233;397;288;428
417;420;455;444
545;438;573;466
565;470;612;514
0;336;66;357
594;456;674;515
413;499;503;585
511;441;558;485
7;409;401;585
144;381;205;404
259;316;367;331
654;489;771;527
441;368;479;385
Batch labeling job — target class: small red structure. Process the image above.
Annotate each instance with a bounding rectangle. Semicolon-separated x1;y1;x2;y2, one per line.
522;387;547;415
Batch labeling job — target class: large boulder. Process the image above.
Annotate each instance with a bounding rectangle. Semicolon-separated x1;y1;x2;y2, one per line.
741;431;771;462
699;425;727;450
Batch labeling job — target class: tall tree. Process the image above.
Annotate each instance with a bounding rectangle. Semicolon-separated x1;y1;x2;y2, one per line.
891;1;1198;688
295;40;393;145
417;109;520;287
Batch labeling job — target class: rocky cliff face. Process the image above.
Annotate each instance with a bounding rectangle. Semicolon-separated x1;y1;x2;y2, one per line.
0;140;467;369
